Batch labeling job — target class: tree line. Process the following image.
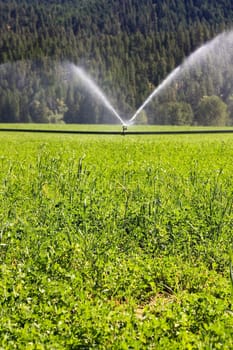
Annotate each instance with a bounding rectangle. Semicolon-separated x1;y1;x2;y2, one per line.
0;0;233;125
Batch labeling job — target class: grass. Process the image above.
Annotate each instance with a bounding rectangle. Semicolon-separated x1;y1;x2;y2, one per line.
0;125;233;348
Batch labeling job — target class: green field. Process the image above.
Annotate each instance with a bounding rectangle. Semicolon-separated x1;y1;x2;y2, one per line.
1;126;233;349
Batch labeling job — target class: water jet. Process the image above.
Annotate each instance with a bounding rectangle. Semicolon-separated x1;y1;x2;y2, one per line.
128;30;233;124
61;30;233;127
64;63;126;125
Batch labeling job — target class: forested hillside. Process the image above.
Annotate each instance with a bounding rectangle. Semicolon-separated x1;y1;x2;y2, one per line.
0;0;233;124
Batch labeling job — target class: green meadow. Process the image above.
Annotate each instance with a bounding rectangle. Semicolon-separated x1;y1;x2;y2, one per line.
0;126;233;349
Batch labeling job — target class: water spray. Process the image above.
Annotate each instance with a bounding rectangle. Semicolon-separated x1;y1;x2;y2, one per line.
66;63;126;126
128;30;233;124
61;30;233;127
128;66;181;124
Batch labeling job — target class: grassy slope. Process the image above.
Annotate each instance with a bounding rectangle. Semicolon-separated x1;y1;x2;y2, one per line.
0;129;233;348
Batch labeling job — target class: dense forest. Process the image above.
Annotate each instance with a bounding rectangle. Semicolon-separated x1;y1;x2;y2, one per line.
0;0;233;125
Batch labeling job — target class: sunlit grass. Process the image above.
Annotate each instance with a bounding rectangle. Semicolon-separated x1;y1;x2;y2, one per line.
0;129;233;348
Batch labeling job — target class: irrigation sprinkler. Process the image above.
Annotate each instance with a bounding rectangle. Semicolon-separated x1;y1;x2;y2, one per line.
121;125;128;135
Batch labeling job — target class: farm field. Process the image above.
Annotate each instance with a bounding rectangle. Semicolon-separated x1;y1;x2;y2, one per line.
0;126;233;349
